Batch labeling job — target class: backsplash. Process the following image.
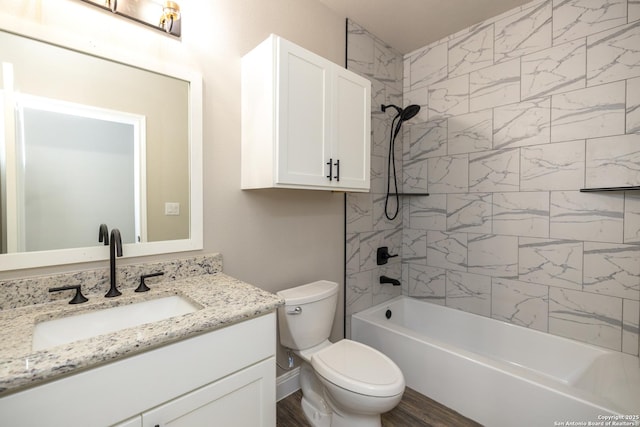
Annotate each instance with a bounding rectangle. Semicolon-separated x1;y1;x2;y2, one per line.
0;254;222;310
347;0;640;355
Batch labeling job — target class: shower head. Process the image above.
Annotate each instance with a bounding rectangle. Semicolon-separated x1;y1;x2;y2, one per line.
382;103;422;139
400;104;420;121
381;103;421;122
381;104;422;221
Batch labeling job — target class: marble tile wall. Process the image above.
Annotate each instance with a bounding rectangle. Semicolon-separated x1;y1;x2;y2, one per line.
400;0;640;354
347;0;640;355
345;20;404;336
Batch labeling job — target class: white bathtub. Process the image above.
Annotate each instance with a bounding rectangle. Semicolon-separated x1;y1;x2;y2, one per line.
351;296;640;427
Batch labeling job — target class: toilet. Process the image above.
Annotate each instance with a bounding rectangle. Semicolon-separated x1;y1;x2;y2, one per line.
277;280;405;427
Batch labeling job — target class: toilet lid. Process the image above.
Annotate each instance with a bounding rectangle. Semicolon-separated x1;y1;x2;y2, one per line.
311;340;404;397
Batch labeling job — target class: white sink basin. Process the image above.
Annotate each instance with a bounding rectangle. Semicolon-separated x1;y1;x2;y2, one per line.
32;295;200;351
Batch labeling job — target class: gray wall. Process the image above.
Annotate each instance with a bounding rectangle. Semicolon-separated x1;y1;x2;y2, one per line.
0;0;347;344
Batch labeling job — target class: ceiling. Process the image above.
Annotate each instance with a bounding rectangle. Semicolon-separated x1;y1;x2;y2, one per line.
316;0;533;54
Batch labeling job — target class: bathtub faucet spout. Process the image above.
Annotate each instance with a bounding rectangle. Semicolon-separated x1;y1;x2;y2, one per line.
380;276;401;286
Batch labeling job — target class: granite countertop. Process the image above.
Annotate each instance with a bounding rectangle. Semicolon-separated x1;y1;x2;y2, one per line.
0;272;283;396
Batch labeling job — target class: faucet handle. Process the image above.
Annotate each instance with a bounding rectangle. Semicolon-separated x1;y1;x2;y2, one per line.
376;246;399;265
49;285;89;304
135;272;165;292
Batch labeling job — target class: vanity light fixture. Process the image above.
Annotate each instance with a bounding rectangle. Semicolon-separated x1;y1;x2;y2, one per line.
160;1;181;33
105;0;117;13
79;0;181;37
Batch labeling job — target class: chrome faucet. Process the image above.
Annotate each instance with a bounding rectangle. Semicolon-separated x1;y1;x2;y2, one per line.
105;228;123;297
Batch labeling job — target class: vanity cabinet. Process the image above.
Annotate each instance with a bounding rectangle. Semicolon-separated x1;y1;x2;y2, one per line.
114;358;273;427
241;34;371;192
0;313;276;427
141;358;272;426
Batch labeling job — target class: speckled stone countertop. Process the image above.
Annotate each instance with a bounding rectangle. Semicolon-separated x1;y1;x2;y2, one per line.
0;272;283;396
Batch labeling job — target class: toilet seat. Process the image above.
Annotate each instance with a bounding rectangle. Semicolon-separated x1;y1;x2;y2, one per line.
310;339;404;398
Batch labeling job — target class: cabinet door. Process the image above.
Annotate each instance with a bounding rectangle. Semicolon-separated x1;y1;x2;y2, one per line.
331;67;371;191
142;358;275;427
276;39;332;187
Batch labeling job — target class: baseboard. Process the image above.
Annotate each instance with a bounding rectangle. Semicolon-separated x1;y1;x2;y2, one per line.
276;366;300;401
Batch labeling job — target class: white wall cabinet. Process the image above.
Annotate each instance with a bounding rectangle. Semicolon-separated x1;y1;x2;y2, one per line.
0;313;276;427
242;34;371;192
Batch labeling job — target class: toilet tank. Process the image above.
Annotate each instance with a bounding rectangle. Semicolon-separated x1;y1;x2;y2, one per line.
277;280;338;351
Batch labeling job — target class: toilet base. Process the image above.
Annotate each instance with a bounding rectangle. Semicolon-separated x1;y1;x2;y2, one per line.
299;363;332;427
322;389;382;427
325;409;381;427
297;361;392;427
301;395;331;427
301;394;382;427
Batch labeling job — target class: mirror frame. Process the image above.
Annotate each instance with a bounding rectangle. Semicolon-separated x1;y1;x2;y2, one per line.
0;18;203;271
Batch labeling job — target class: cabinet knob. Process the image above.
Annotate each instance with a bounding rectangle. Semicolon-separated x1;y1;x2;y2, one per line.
334;159;340;181
326;158;333;181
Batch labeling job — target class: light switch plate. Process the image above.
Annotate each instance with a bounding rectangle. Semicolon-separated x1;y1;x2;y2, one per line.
165;202;180;216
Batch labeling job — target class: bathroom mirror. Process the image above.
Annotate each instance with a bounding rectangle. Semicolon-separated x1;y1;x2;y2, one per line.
0;26;203;271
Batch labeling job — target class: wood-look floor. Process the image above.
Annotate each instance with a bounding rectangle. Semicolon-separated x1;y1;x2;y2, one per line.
277;387;482;427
